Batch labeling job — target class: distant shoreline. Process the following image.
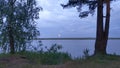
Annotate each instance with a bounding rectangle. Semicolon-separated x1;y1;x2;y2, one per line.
33;38;120;40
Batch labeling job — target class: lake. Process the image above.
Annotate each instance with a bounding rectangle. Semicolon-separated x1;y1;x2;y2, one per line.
0;40;120;58
40;39;120;58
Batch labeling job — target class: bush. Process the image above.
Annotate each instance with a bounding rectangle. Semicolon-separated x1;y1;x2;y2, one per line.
16;44;72;65
40;52;72;65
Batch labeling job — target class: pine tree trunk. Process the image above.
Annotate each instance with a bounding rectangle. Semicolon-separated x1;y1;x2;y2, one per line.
9;29;15;54
94;0;105;55
94;0;110;55
102;0;110;55
8;0;15;54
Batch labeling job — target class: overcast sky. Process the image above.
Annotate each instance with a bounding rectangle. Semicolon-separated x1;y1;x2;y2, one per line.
36;0;120;38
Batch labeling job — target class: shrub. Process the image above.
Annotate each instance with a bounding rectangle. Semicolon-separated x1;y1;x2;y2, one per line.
16;44;72;65
40;52;72;65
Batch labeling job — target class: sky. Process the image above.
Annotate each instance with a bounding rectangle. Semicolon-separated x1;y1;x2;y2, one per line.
36;0;120;38
30;0;120;56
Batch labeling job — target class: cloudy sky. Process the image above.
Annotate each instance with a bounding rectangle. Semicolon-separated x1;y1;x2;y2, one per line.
36;0;120;38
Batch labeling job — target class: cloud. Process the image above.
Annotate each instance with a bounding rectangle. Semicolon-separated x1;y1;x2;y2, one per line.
36;0;120;38
109;1;120;37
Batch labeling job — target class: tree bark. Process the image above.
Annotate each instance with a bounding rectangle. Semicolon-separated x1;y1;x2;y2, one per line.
94;0;104;55
8;0;15;54
9;28;15;54
102;0;110;55
94;0;110;55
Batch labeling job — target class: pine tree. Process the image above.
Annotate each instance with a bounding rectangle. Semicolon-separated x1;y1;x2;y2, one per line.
62;0;112;55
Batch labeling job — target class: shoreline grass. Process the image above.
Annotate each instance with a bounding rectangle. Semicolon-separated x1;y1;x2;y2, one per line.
0;52;120;68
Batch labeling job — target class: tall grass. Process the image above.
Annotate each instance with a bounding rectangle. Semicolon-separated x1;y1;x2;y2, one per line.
15;44;72;65
17;51;72;65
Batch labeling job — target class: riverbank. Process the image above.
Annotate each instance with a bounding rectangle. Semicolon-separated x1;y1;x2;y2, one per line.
0;53;120;68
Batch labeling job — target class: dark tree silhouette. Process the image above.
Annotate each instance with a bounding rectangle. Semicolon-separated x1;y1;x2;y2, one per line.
62;0;112;55
0;0;42;54
95;0;110;55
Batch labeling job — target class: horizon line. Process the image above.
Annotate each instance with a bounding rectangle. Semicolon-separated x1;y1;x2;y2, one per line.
33;38;120;40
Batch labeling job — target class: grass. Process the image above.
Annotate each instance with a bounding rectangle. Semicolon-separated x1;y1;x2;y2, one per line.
0;53;11;58
0;44;72;65
0;46;120;68
17;51;72;65
0;52;120;68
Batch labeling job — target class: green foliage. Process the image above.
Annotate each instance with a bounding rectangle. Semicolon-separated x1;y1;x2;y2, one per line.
62;0;114;18
62;0;97;18
39;44;71;65
74;48;90;61
92;54;120;61
17;51;41;62
83;48;90;59
46;43;62;53
40;52;71;65
17;51;72;65
0;0;42;53
74;53;120;64
0;53;120;68
16;44;72;65
0;53;11;58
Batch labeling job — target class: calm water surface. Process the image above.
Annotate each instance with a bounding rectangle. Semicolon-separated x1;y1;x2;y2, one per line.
0;40;120;58
41;40;120;58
